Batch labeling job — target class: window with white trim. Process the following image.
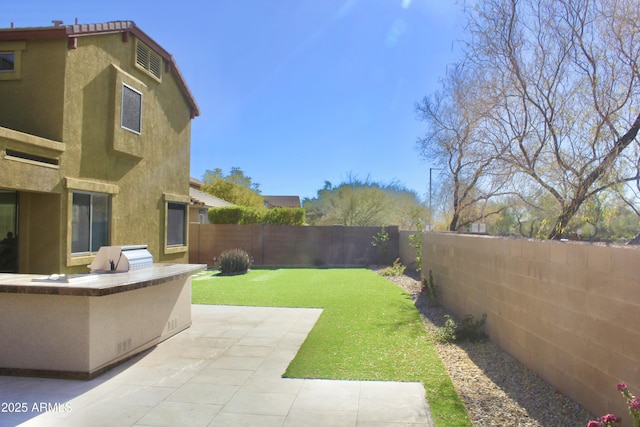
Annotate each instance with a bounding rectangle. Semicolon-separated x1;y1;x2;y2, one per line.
166;202;186;247
121;83;142;134
71;192;110;254
135;40;162;81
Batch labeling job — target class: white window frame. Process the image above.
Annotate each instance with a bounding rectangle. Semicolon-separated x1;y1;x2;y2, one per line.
71;191;110;255
121;83;142;134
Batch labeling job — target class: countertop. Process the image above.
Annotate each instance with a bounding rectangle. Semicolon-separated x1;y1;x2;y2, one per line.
0;263;207;296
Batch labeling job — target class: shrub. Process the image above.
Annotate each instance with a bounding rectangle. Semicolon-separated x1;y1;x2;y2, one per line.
434;313;487;343
208;206;244;224
379;258;406;276
371;227;392;264
208;206;305;225
408;223;424;272
219;248;252;275
421;270;439;305
456;313;488;342
238;207;264;224
264;207;306;225
433;315;458;343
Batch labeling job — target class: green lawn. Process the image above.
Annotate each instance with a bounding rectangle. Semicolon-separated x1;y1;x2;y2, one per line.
192;268;470;427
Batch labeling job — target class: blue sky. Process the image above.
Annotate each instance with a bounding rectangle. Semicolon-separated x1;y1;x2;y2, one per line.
5;0;464;201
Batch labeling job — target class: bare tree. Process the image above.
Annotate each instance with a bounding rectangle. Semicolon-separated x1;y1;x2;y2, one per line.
416;63;512;231
465;0;640;239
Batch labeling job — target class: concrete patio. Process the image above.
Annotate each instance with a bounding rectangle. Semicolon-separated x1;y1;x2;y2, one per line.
0;305;434;426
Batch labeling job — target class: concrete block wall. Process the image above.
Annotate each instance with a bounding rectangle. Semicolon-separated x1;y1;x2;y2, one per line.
422;232;640;423
189;224;399;267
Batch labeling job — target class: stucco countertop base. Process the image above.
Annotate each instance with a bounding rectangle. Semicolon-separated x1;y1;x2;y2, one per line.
0;263;206;380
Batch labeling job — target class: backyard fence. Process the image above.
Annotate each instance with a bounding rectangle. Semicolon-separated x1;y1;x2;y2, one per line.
423;232;640;424
189;223;400;267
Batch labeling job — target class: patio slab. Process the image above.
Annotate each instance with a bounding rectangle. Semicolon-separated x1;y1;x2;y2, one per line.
0;305;434;427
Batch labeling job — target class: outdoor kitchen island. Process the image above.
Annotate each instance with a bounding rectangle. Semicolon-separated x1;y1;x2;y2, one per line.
0;255;206;380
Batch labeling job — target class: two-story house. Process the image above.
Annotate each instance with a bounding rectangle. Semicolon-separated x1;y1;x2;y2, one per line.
0;21;199;274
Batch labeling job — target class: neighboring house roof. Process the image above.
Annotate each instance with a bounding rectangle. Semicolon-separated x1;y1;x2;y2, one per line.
189;187;234;208
263;196;301;208
0;20;200;118
189;177;205;190
189;178;234;208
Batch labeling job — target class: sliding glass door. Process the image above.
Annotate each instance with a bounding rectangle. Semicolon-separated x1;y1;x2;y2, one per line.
0;191;17;272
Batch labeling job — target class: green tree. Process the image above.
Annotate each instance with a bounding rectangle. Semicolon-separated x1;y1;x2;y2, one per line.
202;168;264;208
303;177;427;229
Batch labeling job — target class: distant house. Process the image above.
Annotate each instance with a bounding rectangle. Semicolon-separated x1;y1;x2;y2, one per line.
189;177;233;224
262;196;301;209
0;21;199;274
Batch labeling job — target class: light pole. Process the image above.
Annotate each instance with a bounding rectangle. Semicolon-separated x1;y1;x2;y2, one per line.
429;167;442;230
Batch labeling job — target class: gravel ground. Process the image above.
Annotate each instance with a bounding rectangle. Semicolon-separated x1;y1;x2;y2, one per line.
372;267;595;427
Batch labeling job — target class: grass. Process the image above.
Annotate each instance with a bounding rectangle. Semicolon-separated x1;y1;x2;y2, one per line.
192;268;471;427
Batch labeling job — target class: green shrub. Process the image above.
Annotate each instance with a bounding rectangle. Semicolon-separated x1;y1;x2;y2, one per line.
434;313;487;343
433;315;458;343
208;206;244;224
208;206;305;225
219;248;252;275
422;270;439;305
238;207;264;224
456;313;487;342
264;207;306;225
379;258;406;276
408;223;423;272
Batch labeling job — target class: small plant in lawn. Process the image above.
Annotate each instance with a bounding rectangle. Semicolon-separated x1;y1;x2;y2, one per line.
218;248;252;275
379;258;406;276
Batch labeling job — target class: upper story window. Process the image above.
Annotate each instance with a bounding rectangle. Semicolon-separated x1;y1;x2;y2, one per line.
121;83;142;134
0;52;14;71
0;41;25;80
135;40;162;81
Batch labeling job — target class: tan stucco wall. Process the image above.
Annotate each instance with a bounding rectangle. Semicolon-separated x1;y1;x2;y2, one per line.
0;30;193;273
18;192;62;274
0;38;66;141
422;233;640;422
60;34;192;272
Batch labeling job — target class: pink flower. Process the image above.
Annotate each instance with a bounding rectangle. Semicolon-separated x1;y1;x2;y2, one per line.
600;413;620;424
587;421;601;427
631;397;640;411
617;383;628;392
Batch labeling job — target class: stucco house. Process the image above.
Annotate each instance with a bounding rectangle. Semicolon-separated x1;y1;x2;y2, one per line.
262;195;301;209
0;21;199;274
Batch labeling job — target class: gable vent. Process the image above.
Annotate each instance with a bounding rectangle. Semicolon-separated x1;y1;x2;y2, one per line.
135;40;162;81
